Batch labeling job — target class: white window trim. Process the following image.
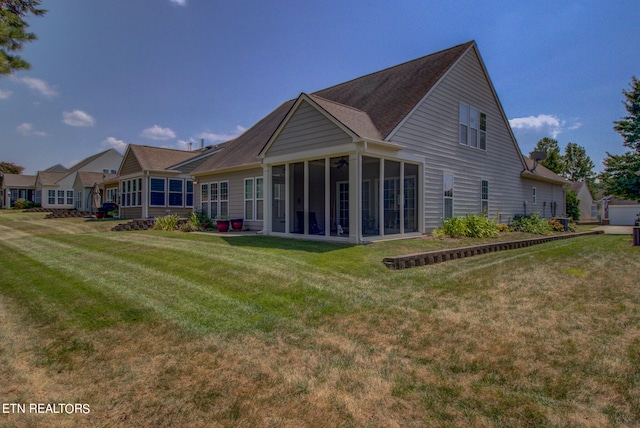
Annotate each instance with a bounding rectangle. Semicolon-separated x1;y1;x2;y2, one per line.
149;177;166;207
481;180;489;214
168;178;184;207
443;172;454;219
532;187;537;205
256;177;264;221
459;101;487;151
244;177;254;221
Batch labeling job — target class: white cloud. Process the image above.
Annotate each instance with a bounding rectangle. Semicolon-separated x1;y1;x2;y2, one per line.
509;114;561;130
0;90;12;99
141;125;176;140
169;0;187;5
509;114;582;139
12;76;58;97
102;137;127;152
17;123;47;137
63;110;96;127
197;125;247;143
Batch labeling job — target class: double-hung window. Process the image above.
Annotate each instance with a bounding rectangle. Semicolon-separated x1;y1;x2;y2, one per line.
57;190;65;205
186;181;193;207
66;190;74;205
460;102;487;150
244;178;254;220
48;190;55;205
481;180;489;214
150;178;166;206
219;181;229;218
168;179;183;207
256;177;264;221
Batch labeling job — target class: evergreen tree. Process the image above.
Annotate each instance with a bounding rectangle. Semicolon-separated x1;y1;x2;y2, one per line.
0;0;46;75
600;76;640;201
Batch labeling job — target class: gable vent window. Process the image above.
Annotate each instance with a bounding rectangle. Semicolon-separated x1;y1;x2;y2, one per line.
459;102;487;150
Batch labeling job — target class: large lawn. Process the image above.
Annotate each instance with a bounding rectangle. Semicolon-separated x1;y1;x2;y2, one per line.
0;211;638;427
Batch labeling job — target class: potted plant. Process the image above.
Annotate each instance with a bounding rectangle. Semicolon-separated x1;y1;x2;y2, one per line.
215;215;230;232
231;218;244;231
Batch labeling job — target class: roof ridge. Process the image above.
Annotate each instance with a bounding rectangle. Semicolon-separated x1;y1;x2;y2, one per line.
312;41;474;95
307;93;369;114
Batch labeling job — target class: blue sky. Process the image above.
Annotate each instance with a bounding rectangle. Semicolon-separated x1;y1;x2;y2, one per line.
1;0;639;174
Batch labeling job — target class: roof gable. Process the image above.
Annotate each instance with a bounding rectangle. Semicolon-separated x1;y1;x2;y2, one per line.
194;41;475;174
313;41;474;138
192;100;295;174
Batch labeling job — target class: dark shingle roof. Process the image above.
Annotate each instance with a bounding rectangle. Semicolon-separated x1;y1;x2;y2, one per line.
193;41;474;174
522;158;570;185
314;41;473;138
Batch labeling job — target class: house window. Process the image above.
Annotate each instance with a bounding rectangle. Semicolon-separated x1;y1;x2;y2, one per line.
460;102;487;150
481;180;489;214
150;178;166;206
168;179;183;207
443;172;454;219
219;181;229;218
106;188;117;203
256;177;264;221
66;190;74;205
244;178;254;220
186;181;193;207
200;183;209;215
48;190;55;205
210;182;219;219
57;190;65;205
532;187;537;204
120;179;142;207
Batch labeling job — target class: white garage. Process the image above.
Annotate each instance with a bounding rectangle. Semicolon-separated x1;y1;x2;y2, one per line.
609;205;640;226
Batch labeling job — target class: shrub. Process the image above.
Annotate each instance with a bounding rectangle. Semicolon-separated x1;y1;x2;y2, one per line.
510;212;552;235
180;212;202;232
194;211;214;230
434;214;500;238
464;214;499;238
13;198;33;209
548;219;565;232
154;214;180;231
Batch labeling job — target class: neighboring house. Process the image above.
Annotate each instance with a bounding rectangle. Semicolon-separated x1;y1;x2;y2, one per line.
568;181;597;221
1;174;37;208
116;144;222;219
36;149;123;209
73;171;118;211
600;196;640;226
191;41;567;243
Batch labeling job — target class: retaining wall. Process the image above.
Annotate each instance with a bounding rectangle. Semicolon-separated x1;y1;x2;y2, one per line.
382;231;604;270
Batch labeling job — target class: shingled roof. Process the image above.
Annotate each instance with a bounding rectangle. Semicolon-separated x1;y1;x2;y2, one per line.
127;145;213;171
193;41;474;175
2;174;36;188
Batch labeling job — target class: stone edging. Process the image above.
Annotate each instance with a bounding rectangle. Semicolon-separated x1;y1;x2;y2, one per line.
382;230;604;270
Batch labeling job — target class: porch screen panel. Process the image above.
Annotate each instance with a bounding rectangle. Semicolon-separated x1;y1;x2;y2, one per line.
362;156;380;237
289;162;305;234
404;163;418;232
384;160;401;235
308;159;325;235
271;165;286;232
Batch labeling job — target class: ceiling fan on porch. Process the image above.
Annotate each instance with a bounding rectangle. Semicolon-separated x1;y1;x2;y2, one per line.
333;157;349;169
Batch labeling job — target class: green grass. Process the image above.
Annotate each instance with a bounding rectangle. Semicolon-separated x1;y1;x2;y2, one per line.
0;210;638;426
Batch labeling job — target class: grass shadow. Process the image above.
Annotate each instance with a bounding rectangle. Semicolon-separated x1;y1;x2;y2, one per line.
219;234;353;254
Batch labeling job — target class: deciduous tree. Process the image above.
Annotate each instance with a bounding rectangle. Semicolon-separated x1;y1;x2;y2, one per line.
531;137;564;174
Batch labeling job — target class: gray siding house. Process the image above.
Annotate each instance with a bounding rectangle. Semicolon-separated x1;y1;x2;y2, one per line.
192;41;567;243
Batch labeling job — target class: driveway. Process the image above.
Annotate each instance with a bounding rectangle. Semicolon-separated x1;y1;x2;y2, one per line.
593;225;635;235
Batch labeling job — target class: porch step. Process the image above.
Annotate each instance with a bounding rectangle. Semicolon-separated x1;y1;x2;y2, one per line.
111;219;154;232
